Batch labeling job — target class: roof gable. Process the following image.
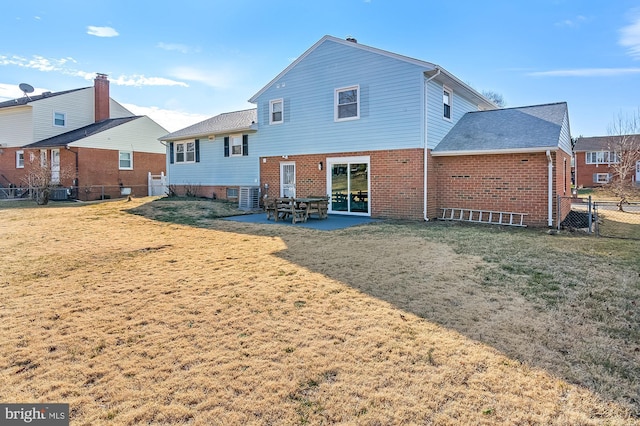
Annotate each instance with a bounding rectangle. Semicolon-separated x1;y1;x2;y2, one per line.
23;117;141;148
159;109;257;141
248;35;494;109
433;102;568;155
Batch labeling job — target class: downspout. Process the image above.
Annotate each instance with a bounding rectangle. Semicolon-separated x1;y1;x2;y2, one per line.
546;150;553;227
423;68;441;221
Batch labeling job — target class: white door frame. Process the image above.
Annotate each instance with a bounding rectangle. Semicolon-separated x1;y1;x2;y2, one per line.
326;155;371;216
635;160;640;185
51;149;60;184
280;162;296;197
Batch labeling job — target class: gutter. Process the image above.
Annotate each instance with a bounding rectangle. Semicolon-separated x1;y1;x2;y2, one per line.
546;150;554;228
431;146;559;157
423;68;441;221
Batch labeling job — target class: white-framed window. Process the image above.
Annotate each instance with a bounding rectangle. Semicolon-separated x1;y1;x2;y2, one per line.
335;85;359;121
230;134;243;156
443;86;452;120
270;99;283;124
175;141;196;163
16;150;24;168
227;188;239;198
119;151;133;170
53;112;66;127
594;173;611;184
586;151;620;165
40;149;47;167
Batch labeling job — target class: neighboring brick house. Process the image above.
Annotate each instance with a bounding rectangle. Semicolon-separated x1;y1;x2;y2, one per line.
573;135;640;188
0;74;167;200
163;35;572;227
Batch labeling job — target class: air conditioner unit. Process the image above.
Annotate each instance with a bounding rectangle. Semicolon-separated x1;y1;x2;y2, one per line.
238;186;260;210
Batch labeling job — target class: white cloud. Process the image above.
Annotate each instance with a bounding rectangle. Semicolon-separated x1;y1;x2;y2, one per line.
555;15;589;28
0;54;188;87
157;42;197;54
620;12;640;59
122;103;210;132
87;26;119;38
170;66;236;89
110;74;188;87
528;68;640;77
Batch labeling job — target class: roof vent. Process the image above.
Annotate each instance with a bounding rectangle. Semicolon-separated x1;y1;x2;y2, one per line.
346;36;357;43
42;92;52;97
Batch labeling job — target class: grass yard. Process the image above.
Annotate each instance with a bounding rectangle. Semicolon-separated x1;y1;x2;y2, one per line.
1;197;639;425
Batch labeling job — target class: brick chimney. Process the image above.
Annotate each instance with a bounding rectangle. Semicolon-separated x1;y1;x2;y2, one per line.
94;73;110;122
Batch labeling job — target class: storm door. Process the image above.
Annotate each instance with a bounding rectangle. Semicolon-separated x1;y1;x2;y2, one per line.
280;162;296;197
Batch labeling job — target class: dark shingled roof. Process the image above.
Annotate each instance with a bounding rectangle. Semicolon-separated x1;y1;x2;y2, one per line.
0;88;88;109
433;102;568;154
159;109;257;141
23;117;141;148
574;134;640;152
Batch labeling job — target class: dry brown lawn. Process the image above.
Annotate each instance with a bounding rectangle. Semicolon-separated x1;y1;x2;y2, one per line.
1;197;639;425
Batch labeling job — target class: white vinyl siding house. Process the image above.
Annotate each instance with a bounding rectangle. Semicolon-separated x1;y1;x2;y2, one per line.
0;106;33;148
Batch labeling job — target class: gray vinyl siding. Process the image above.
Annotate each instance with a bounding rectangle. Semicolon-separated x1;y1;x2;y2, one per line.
0;106;33;147
558;112;572;155
31;88;94;142
252;39;428;157
167;136;259;186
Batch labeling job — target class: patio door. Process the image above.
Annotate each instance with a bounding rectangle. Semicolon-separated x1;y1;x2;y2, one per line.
51;149;60;184
327;156;370;215
280;162;296;197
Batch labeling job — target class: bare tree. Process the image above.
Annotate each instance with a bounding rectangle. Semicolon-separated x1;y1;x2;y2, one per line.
606;109;640;211
481;90;506;108
21;151;72;205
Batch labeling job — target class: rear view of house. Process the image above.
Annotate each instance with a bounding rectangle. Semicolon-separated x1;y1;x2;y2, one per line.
0;74;167;200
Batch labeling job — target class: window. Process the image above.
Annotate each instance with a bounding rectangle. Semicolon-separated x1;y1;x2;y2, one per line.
586;151;620;165
335;86;359;121
119;151;133;170
270;99;283;124
54;112;66;127
226;188;238;198
594;173;611;184
16;150;24;168
230;135;243;156
175;141;196;163
443;87;452;120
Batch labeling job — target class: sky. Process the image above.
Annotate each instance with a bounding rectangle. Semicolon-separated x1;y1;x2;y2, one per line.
1;0;639;136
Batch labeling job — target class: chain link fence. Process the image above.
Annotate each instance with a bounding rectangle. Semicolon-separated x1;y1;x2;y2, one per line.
558;195;640;240
0;185;156;202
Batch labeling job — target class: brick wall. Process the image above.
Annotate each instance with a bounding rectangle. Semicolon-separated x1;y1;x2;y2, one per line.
574;152;615;188
434;152;561;227
259;149;426;220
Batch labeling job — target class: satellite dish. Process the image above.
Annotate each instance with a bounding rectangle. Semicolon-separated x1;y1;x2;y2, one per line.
19;83;34;94
19;83;34;100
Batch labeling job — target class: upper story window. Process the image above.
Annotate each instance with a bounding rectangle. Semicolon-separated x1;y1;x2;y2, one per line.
270;99;283;124
335;85;359;121
586;151;619;165
443;87;452;120
230;135;243;156
175;141;196;163
54;112;66;127
119;151;133;170
16;150;24;168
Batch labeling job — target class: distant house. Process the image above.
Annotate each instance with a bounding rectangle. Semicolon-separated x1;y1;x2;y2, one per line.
160;109;258;201
163;35;572;227
0;74;168;200
573;135;640;188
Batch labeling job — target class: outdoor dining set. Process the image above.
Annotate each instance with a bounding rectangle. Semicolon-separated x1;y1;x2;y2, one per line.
265;196;329;224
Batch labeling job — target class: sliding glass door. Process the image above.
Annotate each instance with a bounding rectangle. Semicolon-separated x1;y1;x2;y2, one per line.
327;156;370;215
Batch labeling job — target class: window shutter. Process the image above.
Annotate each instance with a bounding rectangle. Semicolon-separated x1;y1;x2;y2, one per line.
224;137;229;157
195;139;200;163
242;134;248;156
169;142;174;164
